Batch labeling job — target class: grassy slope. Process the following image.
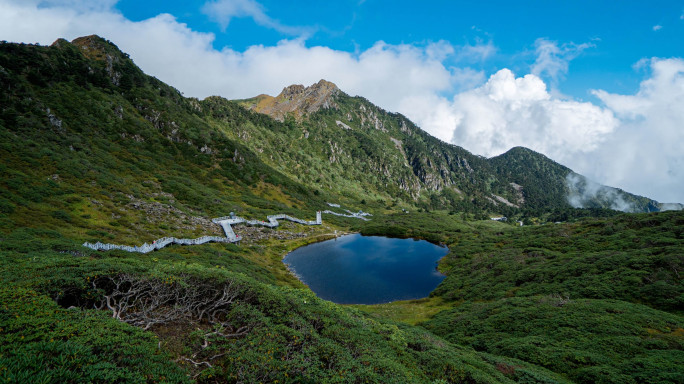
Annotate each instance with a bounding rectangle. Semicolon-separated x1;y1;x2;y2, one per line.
350;211;683;382
432;211;684;311
0;38;329;245
423;297;683;384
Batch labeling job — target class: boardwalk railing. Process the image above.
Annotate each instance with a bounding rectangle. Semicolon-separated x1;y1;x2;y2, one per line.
84;209;367;254
82;236;230;254
321;209;372;221
84;211;324;253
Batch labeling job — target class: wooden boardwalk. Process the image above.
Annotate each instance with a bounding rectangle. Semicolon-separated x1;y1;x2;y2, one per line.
83;211;322;253
83;208;371;254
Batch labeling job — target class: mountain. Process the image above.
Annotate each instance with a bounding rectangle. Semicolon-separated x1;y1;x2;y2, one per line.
0;36;338;244
1;35;673;230
1;36;682;383
234;80;674;215
489;147;665;214
0;35;575;384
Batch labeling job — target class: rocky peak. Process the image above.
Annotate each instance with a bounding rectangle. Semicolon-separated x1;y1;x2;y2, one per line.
68;35;137;87
242;79;341;122
281;84;306;99
50;38;70;48
70;35;127;62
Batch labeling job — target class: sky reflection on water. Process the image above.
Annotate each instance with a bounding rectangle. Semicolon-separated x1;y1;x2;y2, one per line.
283;234;448;304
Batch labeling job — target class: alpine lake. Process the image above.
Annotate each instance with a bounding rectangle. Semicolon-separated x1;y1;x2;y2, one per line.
283;234;449;304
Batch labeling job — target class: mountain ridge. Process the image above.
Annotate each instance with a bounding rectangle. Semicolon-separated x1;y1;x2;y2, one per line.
232;79;677;214
0;34;678;229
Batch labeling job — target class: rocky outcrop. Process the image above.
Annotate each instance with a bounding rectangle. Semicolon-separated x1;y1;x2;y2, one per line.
71;35;125;86
243;80;340;121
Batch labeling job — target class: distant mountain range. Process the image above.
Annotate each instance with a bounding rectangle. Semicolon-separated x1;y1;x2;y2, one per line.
235;78;679;214
0;35;679;242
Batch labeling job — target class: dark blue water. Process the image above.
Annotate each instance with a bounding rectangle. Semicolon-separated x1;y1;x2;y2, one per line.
283;234;448;304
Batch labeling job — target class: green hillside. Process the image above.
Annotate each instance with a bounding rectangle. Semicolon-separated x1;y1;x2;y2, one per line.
422;211;684;383
0;36;332;245
490;147;661;214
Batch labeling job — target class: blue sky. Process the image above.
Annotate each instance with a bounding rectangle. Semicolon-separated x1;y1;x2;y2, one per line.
113;0;684;99
1;0;684;204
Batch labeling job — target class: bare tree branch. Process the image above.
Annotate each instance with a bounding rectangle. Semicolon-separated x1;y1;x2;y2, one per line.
91;274;254;377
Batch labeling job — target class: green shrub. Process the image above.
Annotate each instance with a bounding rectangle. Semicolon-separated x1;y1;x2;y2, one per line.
0;285;189;383
51;210;72;223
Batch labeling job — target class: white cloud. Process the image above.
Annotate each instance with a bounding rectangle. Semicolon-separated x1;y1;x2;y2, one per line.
586;58;684;202
441;69;618;165
419;59;684;203
653;24;663;31
455;40;497;62
566;173;637;212
0;0;132;45
202;0;264;28
0;1;471;104
531;38;593;89
424;60;684;203
201;0;308;35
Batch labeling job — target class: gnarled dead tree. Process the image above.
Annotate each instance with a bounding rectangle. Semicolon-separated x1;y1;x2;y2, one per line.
93;274;247;329
91;274;255;377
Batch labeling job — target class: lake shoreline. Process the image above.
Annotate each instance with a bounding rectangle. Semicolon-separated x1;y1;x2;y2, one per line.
283;234;448;305
280;232;357;289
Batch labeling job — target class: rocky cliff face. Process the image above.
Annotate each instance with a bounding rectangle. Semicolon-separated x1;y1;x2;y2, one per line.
68;35;129;87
